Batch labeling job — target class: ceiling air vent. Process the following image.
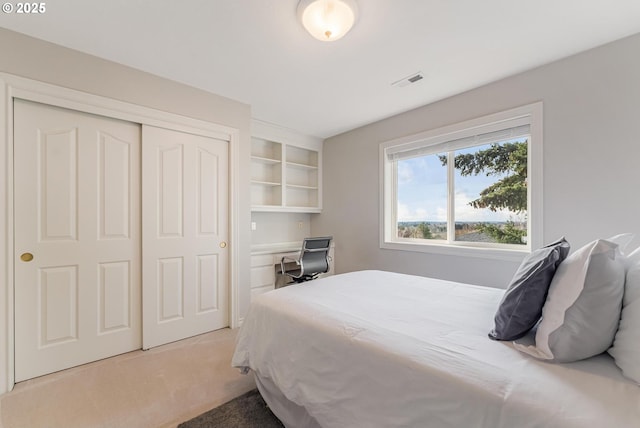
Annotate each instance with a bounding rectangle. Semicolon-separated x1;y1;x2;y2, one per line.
391;72;425;88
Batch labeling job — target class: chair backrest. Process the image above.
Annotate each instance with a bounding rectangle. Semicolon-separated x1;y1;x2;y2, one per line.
299;236;332;277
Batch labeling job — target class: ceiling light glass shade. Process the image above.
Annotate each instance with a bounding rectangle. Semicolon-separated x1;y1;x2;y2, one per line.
298;0;357;42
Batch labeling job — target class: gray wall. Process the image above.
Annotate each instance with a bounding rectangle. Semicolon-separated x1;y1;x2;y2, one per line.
313;33;640;288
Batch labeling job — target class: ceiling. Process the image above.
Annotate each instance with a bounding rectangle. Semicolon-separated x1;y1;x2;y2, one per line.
1;1;640;139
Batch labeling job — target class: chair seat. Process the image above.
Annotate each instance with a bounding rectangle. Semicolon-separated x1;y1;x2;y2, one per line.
280;236;332;285
287;268;303;277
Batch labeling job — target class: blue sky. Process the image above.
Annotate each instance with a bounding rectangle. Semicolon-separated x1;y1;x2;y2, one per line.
397;142;526;223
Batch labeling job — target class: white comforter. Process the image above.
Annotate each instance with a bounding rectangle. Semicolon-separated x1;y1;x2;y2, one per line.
232;270;640;428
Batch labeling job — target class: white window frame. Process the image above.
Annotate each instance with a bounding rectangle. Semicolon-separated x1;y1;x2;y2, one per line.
379;102;543;262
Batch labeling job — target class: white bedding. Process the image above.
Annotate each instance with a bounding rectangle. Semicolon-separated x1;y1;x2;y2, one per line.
232;270;640;428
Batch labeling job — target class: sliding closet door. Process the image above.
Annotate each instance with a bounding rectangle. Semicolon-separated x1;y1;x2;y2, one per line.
142;125;229;349
14;99;142;382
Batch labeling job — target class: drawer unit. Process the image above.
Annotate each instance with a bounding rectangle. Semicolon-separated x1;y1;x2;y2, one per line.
250;243;334;300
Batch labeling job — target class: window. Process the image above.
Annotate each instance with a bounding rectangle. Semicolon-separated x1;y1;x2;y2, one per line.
380;103;542;259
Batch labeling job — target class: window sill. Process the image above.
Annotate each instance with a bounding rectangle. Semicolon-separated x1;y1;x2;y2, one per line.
380;240;529;262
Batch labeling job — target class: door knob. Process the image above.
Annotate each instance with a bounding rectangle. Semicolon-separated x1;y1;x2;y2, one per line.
20;252;34;262
219;242;227;248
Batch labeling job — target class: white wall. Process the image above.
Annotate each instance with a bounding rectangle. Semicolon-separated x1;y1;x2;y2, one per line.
251;212;311;245
313;33;640;288
0;29;252;394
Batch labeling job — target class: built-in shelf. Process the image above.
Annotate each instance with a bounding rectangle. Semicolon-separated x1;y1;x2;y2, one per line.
287;161;318;170
251;180;281;187
251;156;282;165
287;184;318;190
250;127;322;212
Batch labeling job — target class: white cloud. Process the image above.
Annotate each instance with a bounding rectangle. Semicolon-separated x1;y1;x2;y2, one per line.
397;202;445;222
454;191;520;222
435;206;447;222
397;162;413;184
398;191;524;223
397;203;420;221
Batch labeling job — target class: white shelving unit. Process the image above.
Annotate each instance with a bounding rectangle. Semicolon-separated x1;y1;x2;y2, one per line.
250;138;283;208
251;121;322;213
285;144;319;209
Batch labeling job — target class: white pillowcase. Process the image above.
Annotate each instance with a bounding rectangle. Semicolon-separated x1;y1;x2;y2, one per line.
515;237;626;362
608;247;640;384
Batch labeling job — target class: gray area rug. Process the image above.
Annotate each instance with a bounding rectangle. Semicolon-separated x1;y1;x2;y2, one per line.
178;389;285;428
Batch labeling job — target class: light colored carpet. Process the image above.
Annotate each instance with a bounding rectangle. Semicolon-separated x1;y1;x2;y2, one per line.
0;328;255;428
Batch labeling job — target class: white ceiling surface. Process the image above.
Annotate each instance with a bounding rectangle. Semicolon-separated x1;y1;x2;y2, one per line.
1;1;640;139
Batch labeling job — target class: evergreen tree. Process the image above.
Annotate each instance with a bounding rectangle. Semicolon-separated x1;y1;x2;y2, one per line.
440;141;527;213
417;222;433;239
477;221;526;244
440;141;528;244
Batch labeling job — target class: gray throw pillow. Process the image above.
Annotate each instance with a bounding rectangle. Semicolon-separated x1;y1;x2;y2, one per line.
489;237;570;341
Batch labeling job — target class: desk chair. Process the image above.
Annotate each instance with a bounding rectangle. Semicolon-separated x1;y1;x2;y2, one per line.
281;236;332;284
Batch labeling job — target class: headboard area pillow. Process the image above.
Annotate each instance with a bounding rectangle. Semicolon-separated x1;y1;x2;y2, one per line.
608;247;640;384
514;237;627;363
489;237;570;341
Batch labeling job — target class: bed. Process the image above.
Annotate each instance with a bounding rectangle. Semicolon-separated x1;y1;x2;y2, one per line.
232;270;640;428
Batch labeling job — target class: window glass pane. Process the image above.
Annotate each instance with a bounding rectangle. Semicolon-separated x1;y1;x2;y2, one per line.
453;139;528;245
396;154;448;240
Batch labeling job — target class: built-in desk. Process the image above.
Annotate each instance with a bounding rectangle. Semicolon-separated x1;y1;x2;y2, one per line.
250;242;335;299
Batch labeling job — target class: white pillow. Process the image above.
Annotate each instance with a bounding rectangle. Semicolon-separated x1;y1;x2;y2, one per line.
514;237;626;362
607;233;636;256
608;247;640;384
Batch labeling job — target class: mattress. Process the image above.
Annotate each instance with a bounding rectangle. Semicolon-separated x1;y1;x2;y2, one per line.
232;270;640;428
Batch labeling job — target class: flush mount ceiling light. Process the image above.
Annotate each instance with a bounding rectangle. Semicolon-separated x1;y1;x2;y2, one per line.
297;0;358;42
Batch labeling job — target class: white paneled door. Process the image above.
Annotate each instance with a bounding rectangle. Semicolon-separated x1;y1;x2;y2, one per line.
141;125;229;349
14;101;230;382
14;100;142;382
